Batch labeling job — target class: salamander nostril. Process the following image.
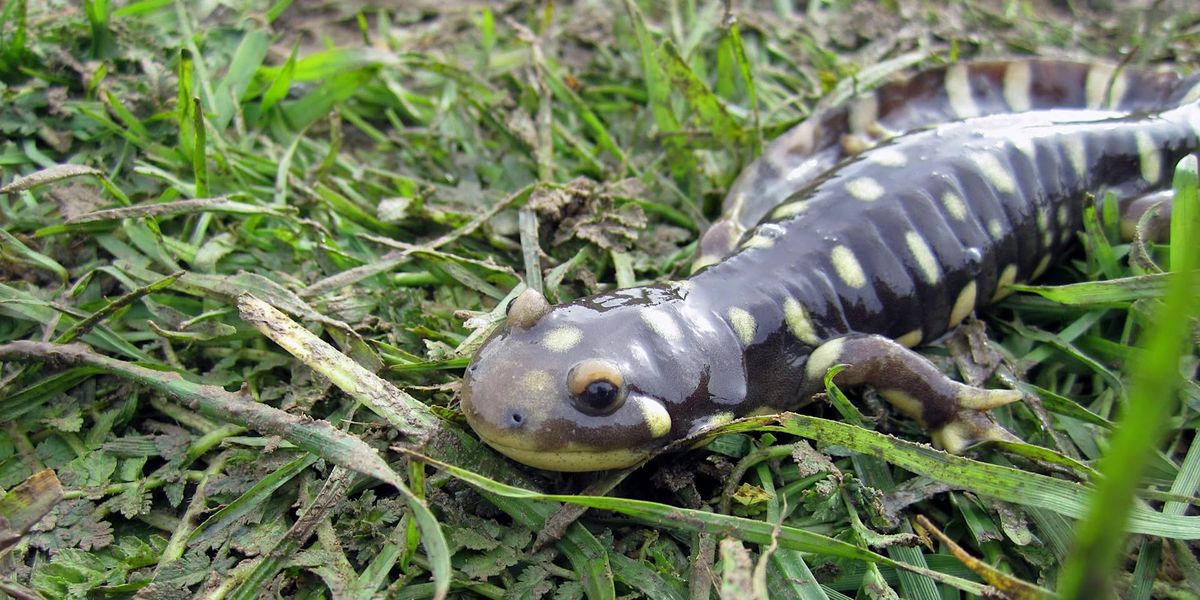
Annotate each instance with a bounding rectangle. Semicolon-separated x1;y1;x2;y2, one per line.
509;412;524;426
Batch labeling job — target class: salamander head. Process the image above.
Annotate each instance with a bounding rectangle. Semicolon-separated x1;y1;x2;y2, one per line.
461;286;747;471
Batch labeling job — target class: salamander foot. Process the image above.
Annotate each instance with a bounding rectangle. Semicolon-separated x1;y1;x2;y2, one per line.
805;334;1022;453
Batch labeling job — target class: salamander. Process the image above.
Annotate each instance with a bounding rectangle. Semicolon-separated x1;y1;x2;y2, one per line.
461;59;1200;471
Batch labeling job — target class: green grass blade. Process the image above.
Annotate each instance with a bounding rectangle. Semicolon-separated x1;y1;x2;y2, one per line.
212;29;270;130
725;20;761;154
0;228;68;284
621;0;694;180
0;341;452;600
656;39;743;148
1008;273;1190;305
264;0;293;23
82;0;111;58
187;453;318;544
766;549;829;600
191;96;207;197
260;43;298;115
852;456;940;600
281;68;377;131
0;366;108;421
1057;155;1200;596
0;0;30;78
111;0;171;18
610;552;687;600
771;414;1200;539
538;54;627;163
414;452;988;596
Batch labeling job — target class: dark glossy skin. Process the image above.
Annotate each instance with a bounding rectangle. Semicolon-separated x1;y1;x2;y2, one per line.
699;60;1199;264
462;59;1200;471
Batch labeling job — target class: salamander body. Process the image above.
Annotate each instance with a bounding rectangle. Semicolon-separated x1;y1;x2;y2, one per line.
462;59;1200;471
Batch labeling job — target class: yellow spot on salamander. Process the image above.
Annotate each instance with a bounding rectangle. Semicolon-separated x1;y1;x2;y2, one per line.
1056;205;1069;227
1063;137;1087;179
1003;61;1032;112
895;329;923;348
805;338;845;381
744;406;778;418
691;254;721;273
520;370;554;396
933;421;973;454
841;133;874;155
958;387;1023;411
1036;208;1049;232
941;192;967;221
904;231;941;285
686;412;738;442
1011;136;1037;160
988;219;1005;241
728;307;757;346
806;338;844;379
970;152;1017;194
831;245;867;288
741;233;775;249
1184;80;1200;104
1085;64;1126;109
783;297;821;345
992;264;1018;302
784;166;809;182
1032;255;1052;279
846;177;886;201
1136;130;1161;183
634;397;672;439
945;64;979;118
848;94;879;134
867;120;898;139
671;279;696;294
640;310;682;342
542;326;583;352
881;389;925;421
948;281;978;329
869;147;908;167
772;200;809;220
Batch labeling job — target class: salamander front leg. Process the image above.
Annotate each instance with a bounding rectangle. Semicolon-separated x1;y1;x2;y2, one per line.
691;217;745;272
804;334;1022;453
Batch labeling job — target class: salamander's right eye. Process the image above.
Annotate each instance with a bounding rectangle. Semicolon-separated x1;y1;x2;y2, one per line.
567;359;626;416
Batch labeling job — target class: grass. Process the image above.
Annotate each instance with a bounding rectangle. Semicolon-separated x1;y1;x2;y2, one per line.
0;0;1198;598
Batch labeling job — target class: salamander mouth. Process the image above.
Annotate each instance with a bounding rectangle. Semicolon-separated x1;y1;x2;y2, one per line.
462;390;674;471
477;434;652;471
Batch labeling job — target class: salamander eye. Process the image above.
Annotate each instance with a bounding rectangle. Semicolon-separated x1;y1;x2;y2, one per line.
567;359;626;416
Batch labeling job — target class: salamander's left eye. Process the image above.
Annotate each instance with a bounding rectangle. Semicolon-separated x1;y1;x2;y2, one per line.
567;359;626;416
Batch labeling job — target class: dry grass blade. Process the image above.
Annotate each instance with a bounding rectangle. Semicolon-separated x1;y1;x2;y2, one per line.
0;470;64;555
236;293;439;438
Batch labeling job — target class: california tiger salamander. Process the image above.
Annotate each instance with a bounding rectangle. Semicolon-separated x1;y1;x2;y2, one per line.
461;59;1200;471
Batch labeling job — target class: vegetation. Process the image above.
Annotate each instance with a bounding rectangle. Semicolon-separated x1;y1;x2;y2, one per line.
0;0;1197;598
